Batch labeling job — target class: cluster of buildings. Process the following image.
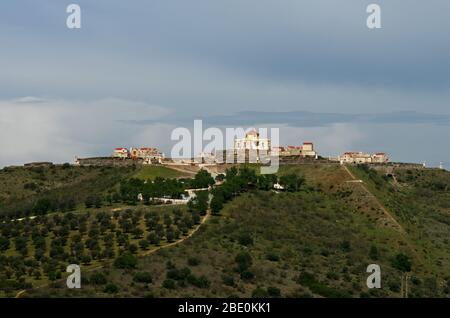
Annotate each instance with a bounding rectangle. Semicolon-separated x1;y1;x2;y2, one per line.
232;129;317;158
338;151;389;164
209;129;318;164
272;142;317;158
107;129;389;166
112;147;164;164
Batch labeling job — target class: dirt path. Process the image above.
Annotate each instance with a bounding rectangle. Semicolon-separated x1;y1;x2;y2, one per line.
141;208;210;257
342;165;405;234
15;208;211;298
341;165;425;268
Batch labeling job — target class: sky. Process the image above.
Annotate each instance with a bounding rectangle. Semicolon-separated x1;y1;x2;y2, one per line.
1;0;450;168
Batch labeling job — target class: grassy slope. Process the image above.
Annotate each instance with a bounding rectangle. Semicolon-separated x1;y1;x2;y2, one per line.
0;165;137;217
27;164;449;298
347;165;450;281
133;166;188;180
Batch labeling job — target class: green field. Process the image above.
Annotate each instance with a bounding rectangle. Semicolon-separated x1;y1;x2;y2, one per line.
133;166;188;180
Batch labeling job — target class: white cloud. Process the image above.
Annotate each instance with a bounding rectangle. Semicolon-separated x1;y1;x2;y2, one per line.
0;97;172;167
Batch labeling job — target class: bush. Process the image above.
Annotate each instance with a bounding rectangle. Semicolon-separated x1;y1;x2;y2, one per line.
235;252;252;272
222;275;235;287
104;283;118;294
187;257;200;266
369;245;379;260
133;272;153;284
90;272;107;285
267;286;281;297
128;243;138;254
251;287;269;298
240;270;254;280
162;279;176;289
187;274;210;288
139;239;150;250
167;267;191;281
265;252;279;262
114;253;138;269
238;233;254;246
391;253;412;272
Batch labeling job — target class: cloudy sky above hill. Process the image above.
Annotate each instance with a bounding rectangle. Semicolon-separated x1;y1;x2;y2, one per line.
1;1;450;167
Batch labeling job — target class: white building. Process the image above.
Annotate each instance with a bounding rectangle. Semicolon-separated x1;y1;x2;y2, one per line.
340;152;389;164
372;153;389;163
271;142;317;158
234;129;270;151
112;148;129;158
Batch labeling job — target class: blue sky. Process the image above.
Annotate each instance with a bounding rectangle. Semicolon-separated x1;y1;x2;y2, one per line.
1;1;450;168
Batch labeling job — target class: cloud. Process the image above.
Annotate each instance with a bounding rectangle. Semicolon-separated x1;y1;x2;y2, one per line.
0;97;172;167
125;110;450;128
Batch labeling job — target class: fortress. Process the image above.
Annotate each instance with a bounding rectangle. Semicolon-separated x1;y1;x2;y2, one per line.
73;130;392;168
112;147;164;164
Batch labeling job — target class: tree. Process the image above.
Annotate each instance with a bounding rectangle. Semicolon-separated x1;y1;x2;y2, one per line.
0;236;10;252
133;272;153;284
267;286;281;297
164;214;173;228
132;228;144;239
84;196;94;209
81;254;92;265
165;228;175;243
257;174;277;190
162;279;176;289
192;169;215;188
391;253;412;272
279;174;305;192
128;243;138;254
139;239;150;250
147;232;161;245
90;272;107;285
32;198;52;215
369;245;379;260
238;232;253;246
114;252;138;269
104;283;118;294
235;251;252;273
210;194;224;214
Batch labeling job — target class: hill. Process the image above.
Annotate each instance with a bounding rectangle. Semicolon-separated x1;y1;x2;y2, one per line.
14;163;450;298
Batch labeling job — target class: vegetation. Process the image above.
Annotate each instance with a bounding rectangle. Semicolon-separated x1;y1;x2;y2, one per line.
2;163;450;298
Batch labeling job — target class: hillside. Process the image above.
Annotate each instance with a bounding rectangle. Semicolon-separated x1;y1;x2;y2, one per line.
0;165;450;297
14;164;450;298
0;164;138;219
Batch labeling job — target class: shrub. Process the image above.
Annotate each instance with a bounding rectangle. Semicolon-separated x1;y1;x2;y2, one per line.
238;233;253;246
139;239;150;250
104;283;118;294
240;270;254;281
267;286;281;297
162;279;176;289
251;287;269;298
90;272;107;285
187;257;200;266
222;275;235;287
266;252;279;262
235;252;252;272
133;272;153;284
391;253;412;272
114;253;138;269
